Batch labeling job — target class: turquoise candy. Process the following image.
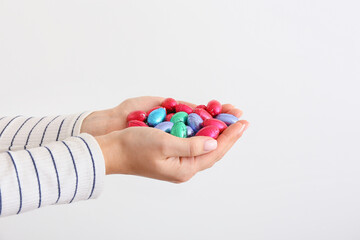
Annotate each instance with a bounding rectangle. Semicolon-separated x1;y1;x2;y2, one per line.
147;107;166;127
170;111;188;124
170;121;188;138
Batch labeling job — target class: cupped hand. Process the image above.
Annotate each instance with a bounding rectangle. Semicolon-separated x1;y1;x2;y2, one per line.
81;96;244;137
95;119;249;183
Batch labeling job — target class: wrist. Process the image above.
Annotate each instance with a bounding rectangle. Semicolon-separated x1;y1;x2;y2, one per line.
80;109;114;136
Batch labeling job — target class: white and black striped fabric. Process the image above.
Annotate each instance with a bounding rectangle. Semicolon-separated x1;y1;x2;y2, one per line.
0;112;105;217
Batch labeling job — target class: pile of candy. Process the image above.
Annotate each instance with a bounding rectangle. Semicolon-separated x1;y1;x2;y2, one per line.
126;98;239;139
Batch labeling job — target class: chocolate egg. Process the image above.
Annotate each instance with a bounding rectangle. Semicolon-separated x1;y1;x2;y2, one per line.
147;107;166;127
203;118;227;133
165;113;175;122
206;100;222;117
193;108;212;121
170;111;188;124
215;113;238;126
170;121;187;138
128;120;148;127
195;125;220;139
161;98;177;112
187;113;203;132
195;104;207;110
186;126;195;137
175;103;193;114
127;110;147;122
155;121;173;133
146;106;163;116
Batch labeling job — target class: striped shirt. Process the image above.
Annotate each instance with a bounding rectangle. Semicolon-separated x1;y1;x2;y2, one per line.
0;112;105;217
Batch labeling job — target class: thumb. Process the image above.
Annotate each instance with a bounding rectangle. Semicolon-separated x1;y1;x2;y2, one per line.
163;135;218;157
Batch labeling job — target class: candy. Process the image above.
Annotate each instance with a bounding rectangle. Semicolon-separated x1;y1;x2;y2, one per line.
175;103;193;114
195;104;207;110
127;110;147;122
206;100;222;117
193;108;212;121
187;113;203;133
203;118;227;133
171;121;187;138
147;107;166;127
195;125;220;139
215;113;238;126
155;121;173;133
128;120;148;127
161;98;177;112
165;113;175;122
170;111;188;124
126;98;241;139
146;106;163;116
186;126;195;137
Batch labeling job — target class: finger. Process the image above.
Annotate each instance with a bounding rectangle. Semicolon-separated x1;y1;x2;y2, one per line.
161;134;218;157
140;96;165;111
195;120;249;171
222;104;235;112
222;104;243;118
224;108;243;119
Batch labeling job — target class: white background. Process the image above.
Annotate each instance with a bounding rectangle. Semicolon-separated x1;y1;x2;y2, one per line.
1;0;360;239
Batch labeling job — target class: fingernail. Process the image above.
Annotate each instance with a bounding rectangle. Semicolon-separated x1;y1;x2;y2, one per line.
204;139;217;151
244;122;250;131
238;123;246;134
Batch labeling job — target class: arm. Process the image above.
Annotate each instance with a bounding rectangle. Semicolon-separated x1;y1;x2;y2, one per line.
0;112;93;151
0;133;105;217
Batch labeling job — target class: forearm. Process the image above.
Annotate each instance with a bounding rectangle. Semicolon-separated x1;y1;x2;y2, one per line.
0;133;105;217
0;112;92;151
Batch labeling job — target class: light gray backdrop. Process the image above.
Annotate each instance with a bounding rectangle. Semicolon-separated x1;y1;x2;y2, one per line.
0;0;359;239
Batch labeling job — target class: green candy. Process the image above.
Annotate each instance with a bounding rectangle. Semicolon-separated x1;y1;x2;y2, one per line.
170;111;188;124
170;121;188;138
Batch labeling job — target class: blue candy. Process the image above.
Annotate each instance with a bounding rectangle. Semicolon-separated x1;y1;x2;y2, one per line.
155;121;173;133
186;126;195;137
187;113;203;132
215;113;238;126
147;108;166;127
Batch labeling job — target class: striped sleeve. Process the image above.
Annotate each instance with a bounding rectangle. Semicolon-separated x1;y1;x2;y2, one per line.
0;133;105;217
0;112;93;152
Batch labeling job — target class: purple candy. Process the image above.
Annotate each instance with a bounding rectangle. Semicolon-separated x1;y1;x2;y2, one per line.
215;113;238;126
154;121;173;133
186;126;195;137
187;113;203;132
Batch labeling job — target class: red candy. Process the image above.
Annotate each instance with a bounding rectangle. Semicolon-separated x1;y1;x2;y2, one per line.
146;106;163;116
195;104;207;110
203;118;227;133
206;100;222;117
175;103;193;114
127;110;147;122
165;113;175;122
161;98;177;112
194;108;212;121
128;120;148;127
195;125;220;139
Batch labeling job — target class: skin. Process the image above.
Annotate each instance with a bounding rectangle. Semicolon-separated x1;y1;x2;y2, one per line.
80;96;249;183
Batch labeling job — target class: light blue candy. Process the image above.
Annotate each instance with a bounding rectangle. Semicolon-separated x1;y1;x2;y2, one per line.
186;126;195;137
147;108;166;127
155;121;173;133
215;113;238;126
187;113;203;132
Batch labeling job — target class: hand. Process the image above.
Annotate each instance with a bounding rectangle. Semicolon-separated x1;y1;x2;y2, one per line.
80;96;244;136
95;119;249;182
